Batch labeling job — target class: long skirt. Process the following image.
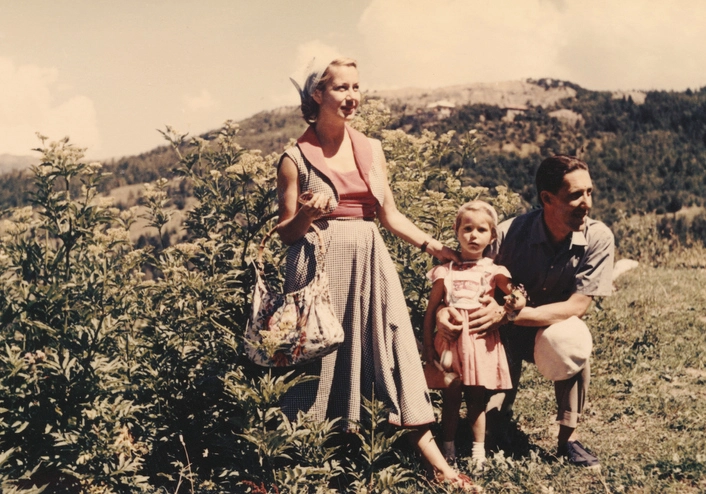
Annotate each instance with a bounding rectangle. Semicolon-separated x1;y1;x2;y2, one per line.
281;218;434;429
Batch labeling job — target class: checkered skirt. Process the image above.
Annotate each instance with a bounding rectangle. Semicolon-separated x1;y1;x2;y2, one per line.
280;218;435;429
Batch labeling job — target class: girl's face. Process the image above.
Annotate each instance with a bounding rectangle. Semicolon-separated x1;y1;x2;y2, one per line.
313;65;360;122
456;210;495;260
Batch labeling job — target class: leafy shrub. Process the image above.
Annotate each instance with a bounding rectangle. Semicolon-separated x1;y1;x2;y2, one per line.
0;137;150;492
0;104;518;492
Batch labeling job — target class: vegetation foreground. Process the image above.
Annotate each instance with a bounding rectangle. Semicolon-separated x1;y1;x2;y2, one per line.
0;107;705;493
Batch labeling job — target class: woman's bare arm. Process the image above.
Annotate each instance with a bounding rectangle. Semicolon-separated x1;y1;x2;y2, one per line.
275;156;330;245
375;152;459;262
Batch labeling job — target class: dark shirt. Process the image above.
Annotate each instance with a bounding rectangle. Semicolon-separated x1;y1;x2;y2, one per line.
490;208;614;307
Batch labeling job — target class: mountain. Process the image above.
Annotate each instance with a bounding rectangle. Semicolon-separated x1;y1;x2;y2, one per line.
371;79;582;110
0;154;38;174
2;79;705;224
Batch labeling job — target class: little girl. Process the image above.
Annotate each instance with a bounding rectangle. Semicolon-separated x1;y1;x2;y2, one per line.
423;200;526;467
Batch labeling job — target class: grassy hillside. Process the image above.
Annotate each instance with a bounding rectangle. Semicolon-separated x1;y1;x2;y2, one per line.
421;83;706;222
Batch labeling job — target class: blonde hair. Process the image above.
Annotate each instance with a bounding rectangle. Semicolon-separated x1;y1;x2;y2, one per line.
300;57;358;124
454;200;499;238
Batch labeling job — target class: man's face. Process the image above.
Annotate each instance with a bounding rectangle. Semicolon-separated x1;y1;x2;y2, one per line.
542;169;593;238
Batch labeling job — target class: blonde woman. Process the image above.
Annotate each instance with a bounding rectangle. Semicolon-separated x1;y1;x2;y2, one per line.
276;57;476;490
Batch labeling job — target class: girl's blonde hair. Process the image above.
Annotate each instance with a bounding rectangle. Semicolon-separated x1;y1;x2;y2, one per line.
454;200;499;238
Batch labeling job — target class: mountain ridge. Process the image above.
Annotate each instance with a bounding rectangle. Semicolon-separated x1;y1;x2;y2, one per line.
0;153;39;174
2;79;705;224
0;79;646;170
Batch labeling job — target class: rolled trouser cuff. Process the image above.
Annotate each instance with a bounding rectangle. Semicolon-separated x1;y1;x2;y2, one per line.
557;409;580;428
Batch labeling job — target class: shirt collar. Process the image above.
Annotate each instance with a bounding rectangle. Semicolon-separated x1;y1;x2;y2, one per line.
530;210;588;250
569;230;588;249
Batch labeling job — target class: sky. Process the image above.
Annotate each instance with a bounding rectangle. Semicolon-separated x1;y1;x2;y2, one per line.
1;0;705;160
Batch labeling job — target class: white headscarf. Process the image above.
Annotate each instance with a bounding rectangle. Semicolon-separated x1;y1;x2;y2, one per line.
289;57;332;106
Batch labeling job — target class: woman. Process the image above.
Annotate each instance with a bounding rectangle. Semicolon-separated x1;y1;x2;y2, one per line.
276;57;476;490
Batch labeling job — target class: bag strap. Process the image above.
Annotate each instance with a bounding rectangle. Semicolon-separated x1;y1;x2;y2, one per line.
256;223;326;273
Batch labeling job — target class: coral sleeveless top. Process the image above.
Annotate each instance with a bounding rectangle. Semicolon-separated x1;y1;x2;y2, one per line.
281;124;387;218
326;168;377;218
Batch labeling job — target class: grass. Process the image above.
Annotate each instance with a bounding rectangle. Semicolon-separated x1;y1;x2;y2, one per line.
437;260;706;493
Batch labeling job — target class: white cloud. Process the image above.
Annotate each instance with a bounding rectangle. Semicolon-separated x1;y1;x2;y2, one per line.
183;89;217;111
292;40;343;81
267;39;345;110
553;1;706;90
358;0;706;91
0;57;101;156
359;0;561;88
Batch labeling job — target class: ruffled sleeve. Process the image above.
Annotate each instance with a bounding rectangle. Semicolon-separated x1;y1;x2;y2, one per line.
493;263;512;281
426;263;451;283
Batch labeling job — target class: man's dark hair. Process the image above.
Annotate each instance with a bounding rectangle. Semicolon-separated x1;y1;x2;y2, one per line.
535;155;589;206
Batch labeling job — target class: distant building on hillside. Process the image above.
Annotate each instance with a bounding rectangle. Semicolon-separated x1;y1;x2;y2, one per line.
426;99;456;119
502;105;529;122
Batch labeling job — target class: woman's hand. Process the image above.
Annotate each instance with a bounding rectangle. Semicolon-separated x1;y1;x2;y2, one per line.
277;158;329;245
426;239;461;263
298;191;331;220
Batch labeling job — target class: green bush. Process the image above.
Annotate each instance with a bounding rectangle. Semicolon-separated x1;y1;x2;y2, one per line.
0;137;149;492
0;105;520;492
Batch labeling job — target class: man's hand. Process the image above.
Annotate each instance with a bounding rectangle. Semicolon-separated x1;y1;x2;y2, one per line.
466;296;506;334
436;306;464;342
437;295;508;339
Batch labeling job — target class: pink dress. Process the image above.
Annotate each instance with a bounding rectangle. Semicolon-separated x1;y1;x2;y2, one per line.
427;258;513;390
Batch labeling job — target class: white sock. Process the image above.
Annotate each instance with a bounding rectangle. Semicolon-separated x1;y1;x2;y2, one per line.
472;441;486;464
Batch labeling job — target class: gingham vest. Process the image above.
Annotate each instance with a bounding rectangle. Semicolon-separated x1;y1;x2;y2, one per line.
281;125;386;215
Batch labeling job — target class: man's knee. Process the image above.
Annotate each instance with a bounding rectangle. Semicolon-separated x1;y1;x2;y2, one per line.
534;316;592;382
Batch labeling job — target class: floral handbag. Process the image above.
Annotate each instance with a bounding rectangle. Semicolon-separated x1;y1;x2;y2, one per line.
243;224;345;367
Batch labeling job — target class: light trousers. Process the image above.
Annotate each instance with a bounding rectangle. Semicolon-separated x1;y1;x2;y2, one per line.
487;321;590;429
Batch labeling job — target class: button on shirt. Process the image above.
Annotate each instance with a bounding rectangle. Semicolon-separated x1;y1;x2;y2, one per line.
490;208;614;307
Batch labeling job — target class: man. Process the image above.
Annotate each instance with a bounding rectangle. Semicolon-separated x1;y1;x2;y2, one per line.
437;155;614;468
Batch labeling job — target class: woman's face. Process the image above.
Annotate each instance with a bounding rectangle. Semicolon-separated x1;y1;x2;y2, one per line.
313;65;360;122
456;210;495;260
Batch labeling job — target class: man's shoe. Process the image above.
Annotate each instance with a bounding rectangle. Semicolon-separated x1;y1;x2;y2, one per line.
560;441;601;469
